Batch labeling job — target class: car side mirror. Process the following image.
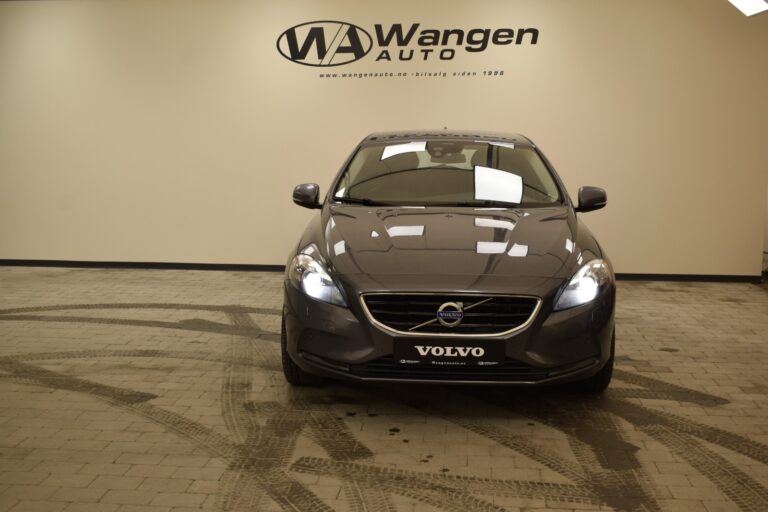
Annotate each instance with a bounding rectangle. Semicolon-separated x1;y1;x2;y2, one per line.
292;183;322;209
575;186;607;213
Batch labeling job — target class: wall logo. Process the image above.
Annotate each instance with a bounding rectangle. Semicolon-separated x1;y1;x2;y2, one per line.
277;21;373;67
277;21;539;67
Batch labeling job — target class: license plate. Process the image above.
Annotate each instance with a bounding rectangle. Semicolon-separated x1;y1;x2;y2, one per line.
394;339;505;366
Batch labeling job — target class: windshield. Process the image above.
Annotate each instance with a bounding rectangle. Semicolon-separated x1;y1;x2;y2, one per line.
333;139;562;207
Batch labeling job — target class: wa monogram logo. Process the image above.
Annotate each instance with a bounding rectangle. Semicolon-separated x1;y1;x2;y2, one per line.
277;21;373;67
277;20;540;67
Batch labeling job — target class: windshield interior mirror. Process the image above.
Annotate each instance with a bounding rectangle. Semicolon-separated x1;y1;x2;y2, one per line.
575;186;607;213
293;183;321;209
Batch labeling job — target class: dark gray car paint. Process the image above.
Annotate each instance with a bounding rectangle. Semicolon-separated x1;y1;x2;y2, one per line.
283;131;615;385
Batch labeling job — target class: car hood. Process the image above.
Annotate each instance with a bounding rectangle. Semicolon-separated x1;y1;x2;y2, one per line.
320;205;578;282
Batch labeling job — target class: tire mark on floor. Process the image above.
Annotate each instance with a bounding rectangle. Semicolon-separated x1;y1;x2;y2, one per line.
507;395;662;512
0;355;241;459
221;312;261;445
0;303;280;316
215;309;273;512
227;407;336;512
610;371;768;464
291;456;602;504
613;369;728;406
242;397;397;512
300;396;395;512
367;383;669;511
2;302;767;512
369;386;590;488
451;418;589;486
215;311;335;512
0;357;158;404
7;349;263;367
610;398;768;512
646;408;768;465
293;456;524;512
0;314;279;340
650;427;768;512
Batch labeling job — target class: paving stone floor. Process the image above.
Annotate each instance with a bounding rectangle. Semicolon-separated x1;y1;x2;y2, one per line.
0;267;767;512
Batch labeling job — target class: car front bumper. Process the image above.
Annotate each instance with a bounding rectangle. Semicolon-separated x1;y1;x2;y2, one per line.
282;280;615;386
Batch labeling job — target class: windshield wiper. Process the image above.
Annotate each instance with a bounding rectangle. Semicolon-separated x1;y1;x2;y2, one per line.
334;197;393;206
335;198;520;208
444;200;520;208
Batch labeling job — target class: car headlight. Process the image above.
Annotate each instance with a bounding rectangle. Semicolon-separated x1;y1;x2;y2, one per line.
288;251;347;307
554;259;612;311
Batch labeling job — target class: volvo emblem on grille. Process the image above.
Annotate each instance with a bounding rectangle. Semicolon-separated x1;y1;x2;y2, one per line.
436;302;464;327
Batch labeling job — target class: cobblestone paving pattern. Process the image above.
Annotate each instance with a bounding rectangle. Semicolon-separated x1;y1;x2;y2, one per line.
0;267;766;512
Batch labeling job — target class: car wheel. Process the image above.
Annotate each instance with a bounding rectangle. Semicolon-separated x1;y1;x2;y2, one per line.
577;329;615;394
281;315;324;386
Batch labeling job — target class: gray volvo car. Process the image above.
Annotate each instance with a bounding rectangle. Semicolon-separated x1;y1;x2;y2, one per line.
282;131;615;392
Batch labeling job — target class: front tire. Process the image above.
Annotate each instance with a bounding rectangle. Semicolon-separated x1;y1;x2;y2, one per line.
577;330;615;394
281;315;324;386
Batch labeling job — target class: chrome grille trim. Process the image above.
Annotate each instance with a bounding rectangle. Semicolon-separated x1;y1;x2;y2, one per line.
359;293;542;338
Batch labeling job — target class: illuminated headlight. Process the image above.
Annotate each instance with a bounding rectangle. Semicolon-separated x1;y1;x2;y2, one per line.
288;253;347;307
554;259;612;311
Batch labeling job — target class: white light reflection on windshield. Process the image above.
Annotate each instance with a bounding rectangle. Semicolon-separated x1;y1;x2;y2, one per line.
381;141;427;160
474;165;523;204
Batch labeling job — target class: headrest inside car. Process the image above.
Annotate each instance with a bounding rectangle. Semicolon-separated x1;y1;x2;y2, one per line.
426;141;467;164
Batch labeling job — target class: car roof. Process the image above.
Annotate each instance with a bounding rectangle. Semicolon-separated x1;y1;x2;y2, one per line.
363;130;534;146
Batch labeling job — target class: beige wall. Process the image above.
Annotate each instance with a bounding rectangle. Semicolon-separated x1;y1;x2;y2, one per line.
1;0;767;275
765;185;768;271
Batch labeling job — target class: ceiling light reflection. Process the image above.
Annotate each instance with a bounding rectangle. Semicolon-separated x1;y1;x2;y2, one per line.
728;0;768;16
386;225;425;237
475;218;516;231
476;241;508;254
507;243;529;257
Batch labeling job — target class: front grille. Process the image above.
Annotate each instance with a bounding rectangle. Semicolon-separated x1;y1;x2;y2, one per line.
346;356;549;382
362;294;539;335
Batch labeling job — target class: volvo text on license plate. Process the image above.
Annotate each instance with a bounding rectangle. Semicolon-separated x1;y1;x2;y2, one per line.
394;339;504;366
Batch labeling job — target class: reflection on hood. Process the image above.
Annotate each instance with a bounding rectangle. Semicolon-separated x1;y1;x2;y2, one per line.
322;206;577;279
